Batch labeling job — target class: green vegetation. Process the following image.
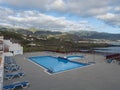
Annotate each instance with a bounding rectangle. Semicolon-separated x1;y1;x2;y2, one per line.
0;29;108;53
0;31;30;46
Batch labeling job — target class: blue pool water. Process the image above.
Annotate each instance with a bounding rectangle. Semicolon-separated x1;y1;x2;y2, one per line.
66;55;84;60
28;56;89;74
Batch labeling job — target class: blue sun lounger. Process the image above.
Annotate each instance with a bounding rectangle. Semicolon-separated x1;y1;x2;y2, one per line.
5;56;16;65
3;81;30;90
4;65;21;72
5;72;25;80
106;59;113;63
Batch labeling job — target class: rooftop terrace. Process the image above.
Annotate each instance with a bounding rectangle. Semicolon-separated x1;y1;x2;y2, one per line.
3;52;120;90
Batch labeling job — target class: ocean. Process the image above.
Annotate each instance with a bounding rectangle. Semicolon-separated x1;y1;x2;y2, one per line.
95;42;120;54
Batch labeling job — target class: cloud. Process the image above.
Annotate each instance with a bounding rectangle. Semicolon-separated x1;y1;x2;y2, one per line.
1;0;119;16
0;0;120;28
96;13;120;27
1;0;120;16
48;0;66;11
114;6;120;13
0;7;93;31
1;0;50;10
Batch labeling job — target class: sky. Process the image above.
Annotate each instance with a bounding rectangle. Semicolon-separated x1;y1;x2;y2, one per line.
0;0;120;33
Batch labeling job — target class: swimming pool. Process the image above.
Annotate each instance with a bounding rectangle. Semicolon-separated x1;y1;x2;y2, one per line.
28;56;89;74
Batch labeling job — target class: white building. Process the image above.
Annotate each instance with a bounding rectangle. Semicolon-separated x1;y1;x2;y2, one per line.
4;40;23;56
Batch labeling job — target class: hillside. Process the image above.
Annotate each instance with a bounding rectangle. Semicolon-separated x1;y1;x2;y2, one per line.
69;31;120;40
0;27;120;40
0;29;108;52
34;31;62;35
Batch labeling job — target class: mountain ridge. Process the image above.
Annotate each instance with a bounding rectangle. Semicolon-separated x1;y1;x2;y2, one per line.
0;26;120;40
